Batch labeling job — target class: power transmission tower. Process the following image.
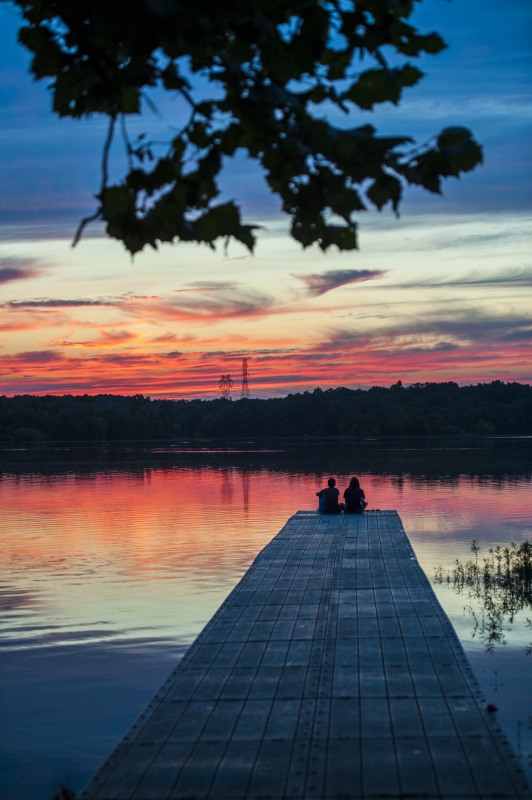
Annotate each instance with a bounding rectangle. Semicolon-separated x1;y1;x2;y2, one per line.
218;374;233;400
240;358;250;399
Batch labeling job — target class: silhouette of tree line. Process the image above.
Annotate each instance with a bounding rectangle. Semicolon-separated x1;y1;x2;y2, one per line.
0;381;530;443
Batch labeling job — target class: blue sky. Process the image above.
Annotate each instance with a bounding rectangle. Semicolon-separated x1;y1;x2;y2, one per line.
0;0;530;398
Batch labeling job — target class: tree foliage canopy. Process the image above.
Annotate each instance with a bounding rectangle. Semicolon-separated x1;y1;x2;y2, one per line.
10;0;483;254
2;382;530;442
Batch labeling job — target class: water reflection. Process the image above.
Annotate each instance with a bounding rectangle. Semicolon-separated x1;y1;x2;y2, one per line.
435;541;532;651
0;437;531;799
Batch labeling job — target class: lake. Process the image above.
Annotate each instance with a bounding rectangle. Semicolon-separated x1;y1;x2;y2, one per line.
0;437;531;798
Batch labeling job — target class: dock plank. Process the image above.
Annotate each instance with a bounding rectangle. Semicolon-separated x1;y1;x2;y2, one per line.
78;511;531;799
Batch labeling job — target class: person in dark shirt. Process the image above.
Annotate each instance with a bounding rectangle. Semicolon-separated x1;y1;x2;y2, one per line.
316;477;342;514
343;476;367;513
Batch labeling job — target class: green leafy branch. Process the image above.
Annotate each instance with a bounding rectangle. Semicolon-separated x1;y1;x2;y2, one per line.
9;0;483;254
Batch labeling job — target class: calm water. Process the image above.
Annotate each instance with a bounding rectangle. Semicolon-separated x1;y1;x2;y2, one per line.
0;437;531;798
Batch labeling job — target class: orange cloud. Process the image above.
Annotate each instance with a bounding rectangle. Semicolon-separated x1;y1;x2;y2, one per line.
150;332;198;344
1;281;530;397
60;330;139;349
125;289;275;323
1;328;530;399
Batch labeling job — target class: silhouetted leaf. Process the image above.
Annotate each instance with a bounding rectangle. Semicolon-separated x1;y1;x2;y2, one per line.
10;0;482;255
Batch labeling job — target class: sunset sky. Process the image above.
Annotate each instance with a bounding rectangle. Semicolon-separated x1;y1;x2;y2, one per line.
0;0;530;399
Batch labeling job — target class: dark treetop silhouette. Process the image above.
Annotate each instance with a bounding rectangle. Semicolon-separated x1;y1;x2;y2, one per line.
1;381;530;443
7;0;482;254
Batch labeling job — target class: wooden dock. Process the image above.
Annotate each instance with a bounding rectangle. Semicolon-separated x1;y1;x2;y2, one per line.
78;511;531;799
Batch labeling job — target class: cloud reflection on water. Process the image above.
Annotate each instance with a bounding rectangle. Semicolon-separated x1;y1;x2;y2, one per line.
0;437;531;798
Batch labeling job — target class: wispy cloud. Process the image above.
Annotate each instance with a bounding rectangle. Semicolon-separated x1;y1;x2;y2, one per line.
150;332;197;344
60;330;138;349
5;298;114;308
292;269;387;297
411;312;532;344
126;287;276;322
15;350;63;364
173;281;239;294
1;287;305;335
2;323;530;398
2;287;272;319
397;266;532;289
0;260;43;284
324;307;532;349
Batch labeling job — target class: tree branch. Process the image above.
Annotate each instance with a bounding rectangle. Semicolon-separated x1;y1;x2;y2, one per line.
72;114;117;247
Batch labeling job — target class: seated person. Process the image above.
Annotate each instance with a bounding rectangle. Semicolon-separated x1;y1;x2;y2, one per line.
316;477;342;514
343;476;367;513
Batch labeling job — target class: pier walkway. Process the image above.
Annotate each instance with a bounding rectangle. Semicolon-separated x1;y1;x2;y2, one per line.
79;511;530;799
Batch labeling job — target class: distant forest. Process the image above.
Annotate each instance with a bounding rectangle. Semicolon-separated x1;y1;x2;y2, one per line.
0;381;531;442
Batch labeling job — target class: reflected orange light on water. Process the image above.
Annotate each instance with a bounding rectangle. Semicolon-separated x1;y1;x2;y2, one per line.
0;440;531;800
2;468;529;584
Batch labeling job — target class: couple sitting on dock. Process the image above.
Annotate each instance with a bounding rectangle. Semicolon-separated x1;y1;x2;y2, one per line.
316;476;368;514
